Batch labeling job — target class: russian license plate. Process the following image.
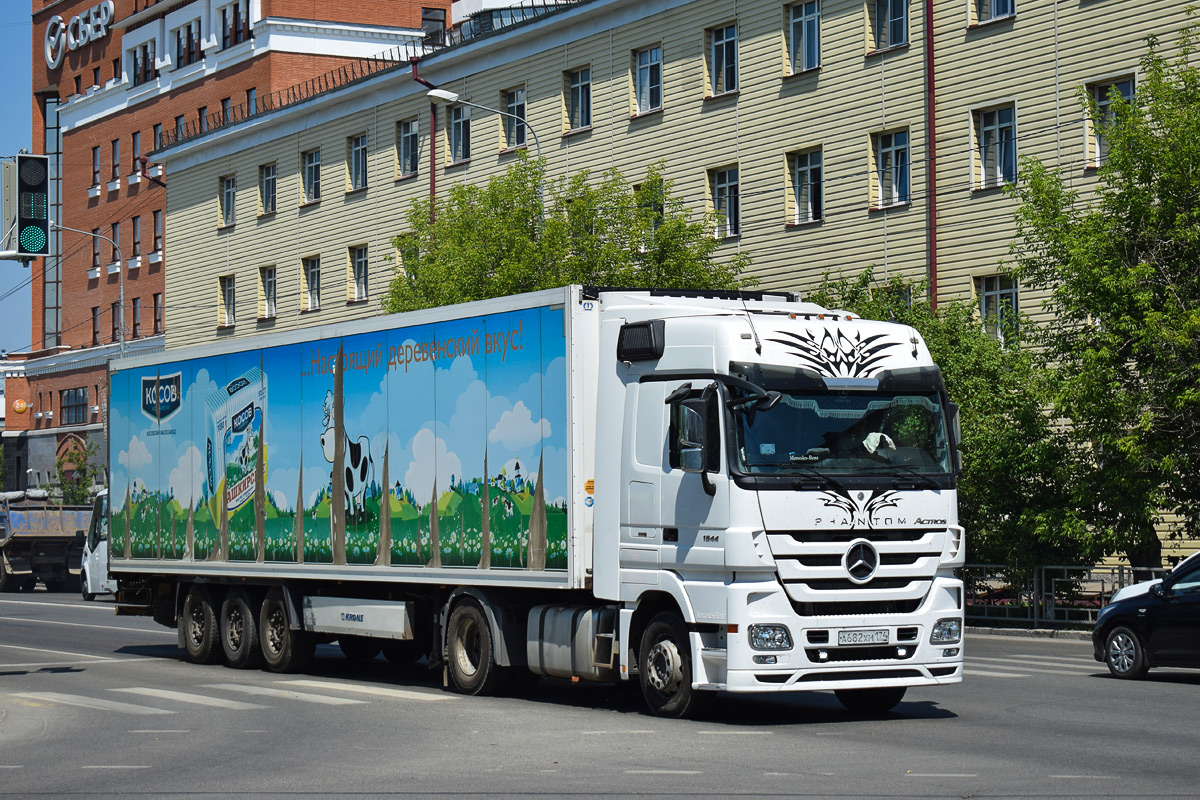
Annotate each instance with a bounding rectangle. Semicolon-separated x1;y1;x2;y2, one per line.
838;629;889;646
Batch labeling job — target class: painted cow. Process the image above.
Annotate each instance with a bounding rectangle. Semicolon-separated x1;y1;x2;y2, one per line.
320;391;375;517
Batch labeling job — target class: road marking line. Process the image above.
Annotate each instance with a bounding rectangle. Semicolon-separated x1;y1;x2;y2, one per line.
965;662;1087;676
128;730;190;734
972;656;1096;670
582;730;656;735
963;669;1029;678
1050;775;1119;779
625;770;702;775
1013;654;1099;664
0;766;23;769
0;643;115;659
906;773;978;778
14;692;172;715
0;599;116;611
202;683;366;705
0;658;146;669
279;679;452;702
0;616;174;636
696;730;771;735
114;688;267;710
81;765;152;770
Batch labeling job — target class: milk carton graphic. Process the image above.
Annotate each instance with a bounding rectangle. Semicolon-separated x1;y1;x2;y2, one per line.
206;367;267;517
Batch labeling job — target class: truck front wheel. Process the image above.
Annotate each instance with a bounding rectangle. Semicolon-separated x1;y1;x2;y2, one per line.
638;612;711;719
221;589;264;669
446;601;507;696
259;588;315;673
182;587;222;664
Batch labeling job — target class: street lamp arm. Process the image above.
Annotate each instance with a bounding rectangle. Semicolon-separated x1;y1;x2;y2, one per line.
51;220;126;357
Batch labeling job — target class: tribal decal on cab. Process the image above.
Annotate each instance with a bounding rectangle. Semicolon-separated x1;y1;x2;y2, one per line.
768;328;900;378
817;489;901;529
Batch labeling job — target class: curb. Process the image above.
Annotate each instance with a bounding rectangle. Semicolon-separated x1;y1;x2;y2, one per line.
967;625;1092;642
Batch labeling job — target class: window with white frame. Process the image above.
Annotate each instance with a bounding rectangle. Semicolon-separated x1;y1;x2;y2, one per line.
976;105;1016;188
709;24;737;95
449;105;471;162
634;46;663;113
153;292;163;333
789;149;823;223
1089;78;1134;166
871;0;907;50
873;130;909;206
131;215;141;257
221;1;249;49
711;167;740;238
174;19;201;68
303;257;321;311
350;246;369;301
153;209;163;252
349;133;368;190
131;131;141;173
789;2;821;73
975;0;1014;24
219;275;235;326
259;163;276;214
303;149;321;202
91;146;100;185
131;41;156;86
260;266;276;319
566;68;591;130
503;88;527;149
976;275;1018;342
111;139;119;180
220;175;236;226
398;118;419;176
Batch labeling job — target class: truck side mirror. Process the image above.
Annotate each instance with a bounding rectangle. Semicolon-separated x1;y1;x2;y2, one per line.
678;404;706;474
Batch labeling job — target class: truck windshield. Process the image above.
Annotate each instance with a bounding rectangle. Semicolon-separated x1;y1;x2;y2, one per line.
730;388;952;476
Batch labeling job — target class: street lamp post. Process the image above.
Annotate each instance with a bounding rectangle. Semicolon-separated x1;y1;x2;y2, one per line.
52;221;125;357
426;88;543;160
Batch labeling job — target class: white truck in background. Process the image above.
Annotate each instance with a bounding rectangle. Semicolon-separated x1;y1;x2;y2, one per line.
103;286;964;718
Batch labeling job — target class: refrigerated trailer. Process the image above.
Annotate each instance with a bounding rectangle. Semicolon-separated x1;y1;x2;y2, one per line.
104;286;965;717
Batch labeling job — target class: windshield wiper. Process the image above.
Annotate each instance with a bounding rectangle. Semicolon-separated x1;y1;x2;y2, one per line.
864;463;942;490
786;464;847;492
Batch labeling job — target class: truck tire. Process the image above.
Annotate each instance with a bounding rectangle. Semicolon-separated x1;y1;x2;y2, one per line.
638;611;711;719
0;561;15;593
221;589;264;669
81;570;95;602
835;686;907;714
182;587;223;665
259;588;315;673
446;600;508;696
1105;626;1149;679
338;635;382;661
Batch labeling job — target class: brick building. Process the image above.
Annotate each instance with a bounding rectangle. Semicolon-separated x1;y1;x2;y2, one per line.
2;0;449;491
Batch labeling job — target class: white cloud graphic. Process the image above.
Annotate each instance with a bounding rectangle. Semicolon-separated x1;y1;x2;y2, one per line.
119;435;153;472
404;428;462;503
168;445;204;506
488;401;550;450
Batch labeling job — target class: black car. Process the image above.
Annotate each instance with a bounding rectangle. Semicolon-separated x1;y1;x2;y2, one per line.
1093;552;1200;678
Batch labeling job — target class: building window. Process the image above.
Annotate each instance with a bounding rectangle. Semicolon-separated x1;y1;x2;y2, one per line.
91;146;100;185
221;1;248;49
260;266;276;319
1089;78;1134;166
789;149;823;223
349;133;368;190
153;123;163;150
976;0;1014;24
111;222;121;263
220;175;236;226
503;88;526;149
246;87;256;116
449;105;471;162
350;246;369;301
566;68;591;130
221;97;232;125
60;388;88;426
153;293;163;333
110;139;119;180
198;106;208;133
977;275;1018;343
421;7;446;43
91;307;100;346
132;41;157;86
634;46;663;113
303;257;321;311
711;167;740;238
91;229;101;268
976;105;1016;188
872;0;908;50
131;297;142;338
153;209;163;252
110;301;120;342
303;150;321;202
219;275;235;327
175;19;201;68
174;115;185;139
259;163;276;214
397;118;419;176
789;2;821;73
131;131;141;173
708;24;737;95
874;130;910;206
131;215;141;257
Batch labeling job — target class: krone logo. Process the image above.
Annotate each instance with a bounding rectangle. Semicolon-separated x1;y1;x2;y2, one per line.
842;538;880;584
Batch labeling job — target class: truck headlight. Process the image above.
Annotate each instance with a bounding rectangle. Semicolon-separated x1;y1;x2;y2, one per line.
930;618;962;644
748;624;793;651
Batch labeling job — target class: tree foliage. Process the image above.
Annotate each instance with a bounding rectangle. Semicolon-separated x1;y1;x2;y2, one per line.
383;158;753;313
55;439;102;506
808;271;1096;569
1008;21;1200;567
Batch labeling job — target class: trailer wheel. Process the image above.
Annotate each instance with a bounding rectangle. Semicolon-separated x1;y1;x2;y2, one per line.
446;600;508;696
221;589;264;669
835;686;907;715
338;635;382;661
259;588;315;673
182;587;222;665
638;612;711;719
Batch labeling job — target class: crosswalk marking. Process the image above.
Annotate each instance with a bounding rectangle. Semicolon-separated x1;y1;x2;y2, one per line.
280;679;452;702
15;692;173;716
975;655;1095;669
965;668;1029;678
967;657;1092;676
113;687;267;710
202;683;367;705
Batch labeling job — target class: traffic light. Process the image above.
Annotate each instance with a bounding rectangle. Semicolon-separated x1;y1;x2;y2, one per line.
15;154;51;257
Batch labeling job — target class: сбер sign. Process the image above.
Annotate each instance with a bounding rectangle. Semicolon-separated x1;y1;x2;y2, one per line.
44;1;116;70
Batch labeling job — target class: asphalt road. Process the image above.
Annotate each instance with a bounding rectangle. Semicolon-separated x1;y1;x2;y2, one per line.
2;592;1199;799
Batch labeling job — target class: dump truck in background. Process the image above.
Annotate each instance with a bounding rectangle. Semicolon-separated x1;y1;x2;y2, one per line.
0;490;91;592
103;286;965;718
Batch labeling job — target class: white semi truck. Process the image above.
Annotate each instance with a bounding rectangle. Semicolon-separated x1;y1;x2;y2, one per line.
103;286;964;717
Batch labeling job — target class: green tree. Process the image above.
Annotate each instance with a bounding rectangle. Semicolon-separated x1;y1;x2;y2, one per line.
383;158;752;313
1008;21;1200;569
808;270;1095;570
55;439;102;506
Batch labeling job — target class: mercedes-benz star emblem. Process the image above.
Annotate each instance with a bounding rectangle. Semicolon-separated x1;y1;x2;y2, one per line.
842;539;880;584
